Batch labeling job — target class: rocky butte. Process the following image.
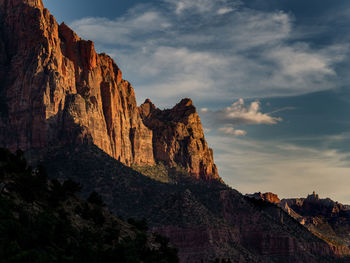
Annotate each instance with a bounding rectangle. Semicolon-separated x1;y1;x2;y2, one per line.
2;0;350;262
0;0;219;181
249;191;350;256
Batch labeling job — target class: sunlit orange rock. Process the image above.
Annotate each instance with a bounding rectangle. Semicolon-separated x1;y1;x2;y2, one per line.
0;0;220;180
139;98;220;180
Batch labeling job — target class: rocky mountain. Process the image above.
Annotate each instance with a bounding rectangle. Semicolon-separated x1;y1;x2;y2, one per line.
283;193;350;250
43;144;344;263
1;0;350;262
246;192;281;204
139;98;219;180
249;191;350;257
0;0;218;180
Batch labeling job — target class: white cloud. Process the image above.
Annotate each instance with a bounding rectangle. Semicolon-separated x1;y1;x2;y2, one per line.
199;98;282;136
218;126;247;136
266;44;347;78
219;99;282;125
70;10;171;46
69;0;348;107
217;7;234;15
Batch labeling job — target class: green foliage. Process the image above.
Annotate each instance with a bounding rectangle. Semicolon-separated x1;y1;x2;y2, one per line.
0;148;179;263
49;179;81;206
78;202;106;225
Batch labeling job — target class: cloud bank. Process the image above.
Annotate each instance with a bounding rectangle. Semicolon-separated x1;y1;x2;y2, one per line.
70;0;348;107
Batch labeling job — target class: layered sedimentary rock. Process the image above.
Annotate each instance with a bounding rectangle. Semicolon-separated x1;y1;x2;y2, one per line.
0;0;219;180
139;98;220;180
281;193;350;250
248;191;350;257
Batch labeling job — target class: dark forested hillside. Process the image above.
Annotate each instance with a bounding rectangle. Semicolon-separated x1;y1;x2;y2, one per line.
0;148;178;263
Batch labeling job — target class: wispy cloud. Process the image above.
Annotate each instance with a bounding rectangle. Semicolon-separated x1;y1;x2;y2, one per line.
164;0;241;16
217;7;234;15
69;0;348;107
206;134;350;203
218;126;247;136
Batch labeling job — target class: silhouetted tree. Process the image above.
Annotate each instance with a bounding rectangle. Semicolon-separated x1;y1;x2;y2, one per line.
87;191;105;206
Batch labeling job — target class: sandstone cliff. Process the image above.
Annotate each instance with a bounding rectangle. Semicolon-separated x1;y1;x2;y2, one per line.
0;0;219;180
139;98;220;180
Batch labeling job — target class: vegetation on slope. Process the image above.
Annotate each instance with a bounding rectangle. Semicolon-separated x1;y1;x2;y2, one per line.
0;148;179;263
39;144;342;263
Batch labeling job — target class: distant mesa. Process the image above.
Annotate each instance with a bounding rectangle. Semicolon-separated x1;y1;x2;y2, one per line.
247;191;350;253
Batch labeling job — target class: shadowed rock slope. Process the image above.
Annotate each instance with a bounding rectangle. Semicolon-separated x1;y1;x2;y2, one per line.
249;192;350;260
282;193;350;253
42;144;345;263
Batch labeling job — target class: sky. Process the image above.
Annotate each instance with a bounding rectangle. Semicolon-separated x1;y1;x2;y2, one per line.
43;0;350;203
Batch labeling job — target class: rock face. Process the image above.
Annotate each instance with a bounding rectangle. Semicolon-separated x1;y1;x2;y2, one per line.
0;0;219;180
281;193;350;250
249;191;350;257
246;192;281;204
281;192;350;219
139;98;220;180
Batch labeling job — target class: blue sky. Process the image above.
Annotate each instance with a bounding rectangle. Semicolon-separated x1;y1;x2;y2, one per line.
43;0;350;203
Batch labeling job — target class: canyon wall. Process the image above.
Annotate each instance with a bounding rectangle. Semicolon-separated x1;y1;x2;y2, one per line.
0;0;219;179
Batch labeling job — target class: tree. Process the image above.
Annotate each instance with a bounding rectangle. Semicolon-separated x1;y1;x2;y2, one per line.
87;191;105;207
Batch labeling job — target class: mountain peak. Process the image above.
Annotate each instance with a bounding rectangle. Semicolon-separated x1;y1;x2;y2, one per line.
246;192;281;204
139;98;158;120
59;22;81;42
139;98;220;181
144;98;153;104
0;0;220;181
178;98;193;107
307;191;320;201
